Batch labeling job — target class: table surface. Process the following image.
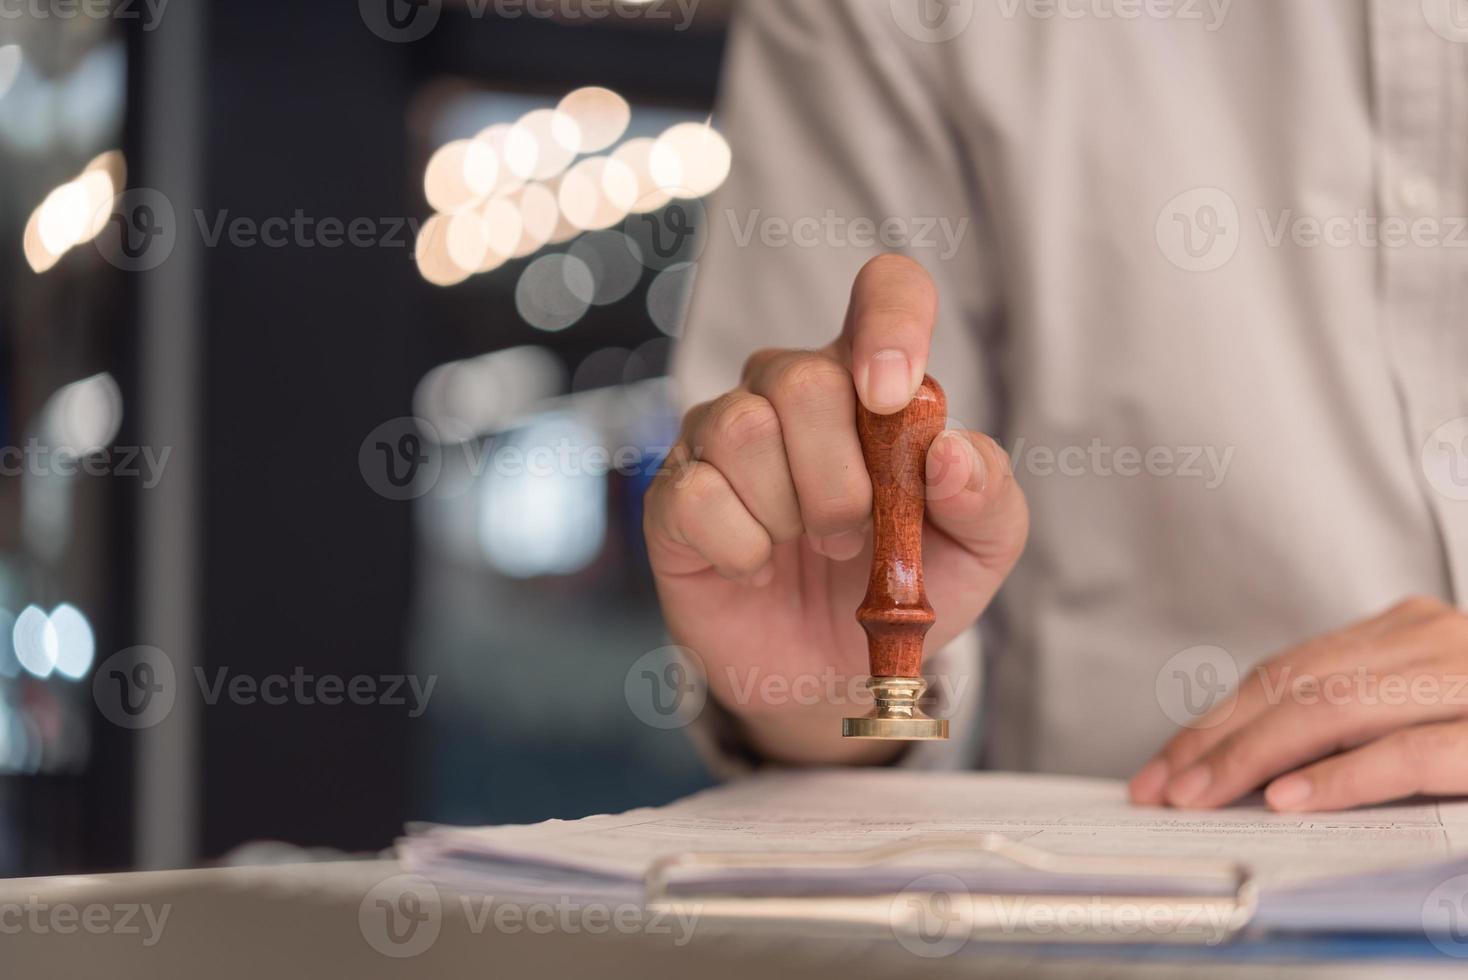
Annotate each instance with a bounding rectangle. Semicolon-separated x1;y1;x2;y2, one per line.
1;860;1464;979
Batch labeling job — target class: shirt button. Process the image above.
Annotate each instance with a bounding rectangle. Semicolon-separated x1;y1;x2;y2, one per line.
1397;176;1439;213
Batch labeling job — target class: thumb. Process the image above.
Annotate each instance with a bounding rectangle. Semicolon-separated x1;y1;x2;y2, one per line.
923;429;1029;570
840;254;938;415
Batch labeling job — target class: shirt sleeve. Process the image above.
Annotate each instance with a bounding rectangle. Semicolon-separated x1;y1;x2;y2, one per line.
671;0;1002;774
673;0;1002;431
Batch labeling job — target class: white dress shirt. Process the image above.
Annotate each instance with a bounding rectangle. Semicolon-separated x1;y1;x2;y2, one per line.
674;0;1468;776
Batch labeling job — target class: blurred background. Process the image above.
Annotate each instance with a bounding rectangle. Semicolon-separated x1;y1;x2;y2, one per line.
0;0;732;876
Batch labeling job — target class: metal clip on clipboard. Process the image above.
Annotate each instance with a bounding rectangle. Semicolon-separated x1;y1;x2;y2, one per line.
645;835;1258;946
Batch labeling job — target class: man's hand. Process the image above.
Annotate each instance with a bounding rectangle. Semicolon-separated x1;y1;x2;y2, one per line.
1130;597;1468;812
643;254;1029;765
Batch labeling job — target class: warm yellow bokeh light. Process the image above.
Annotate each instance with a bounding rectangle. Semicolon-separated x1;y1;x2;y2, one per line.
424;139;498;213
650;121;731;199
556;87;631;155
510;183;560;258
416;213;471;286
612;137;672;214
506;108;581;181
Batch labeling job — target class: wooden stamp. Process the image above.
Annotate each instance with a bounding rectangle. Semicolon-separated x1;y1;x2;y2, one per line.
842;375;949;741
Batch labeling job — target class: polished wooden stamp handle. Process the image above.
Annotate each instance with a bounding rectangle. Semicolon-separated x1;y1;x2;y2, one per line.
856;375;946;679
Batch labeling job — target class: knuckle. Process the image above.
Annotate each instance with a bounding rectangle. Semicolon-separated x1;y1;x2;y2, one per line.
680;398;713;427
674;462;726;510
741;347;789;383
655;444;698;484
707;394;782;456
773;356;850;407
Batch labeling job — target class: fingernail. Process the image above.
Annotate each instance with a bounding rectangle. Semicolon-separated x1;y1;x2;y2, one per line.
1266;775;1313;810
816;530;865;561
1167;765;1212;807
1129;758;1170;803
865;349;914;413
748;564;775;588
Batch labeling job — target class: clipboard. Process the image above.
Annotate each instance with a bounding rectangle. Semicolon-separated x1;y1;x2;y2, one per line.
644;835;1258;946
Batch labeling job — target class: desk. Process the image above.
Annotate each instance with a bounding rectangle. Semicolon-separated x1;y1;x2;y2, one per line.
1;861;1461;979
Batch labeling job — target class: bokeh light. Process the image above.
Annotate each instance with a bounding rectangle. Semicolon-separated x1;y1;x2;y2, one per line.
556;86;630;154
515;253;594;332
568;230;644;306
650;121;731;199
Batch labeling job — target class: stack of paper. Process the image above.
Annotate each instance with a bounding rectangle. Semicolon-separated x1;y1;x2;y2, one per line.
400;770;1468;938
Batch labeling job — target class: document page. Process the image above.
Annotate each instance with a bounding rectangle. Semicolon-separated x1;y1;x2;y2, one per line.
403;769;1468;905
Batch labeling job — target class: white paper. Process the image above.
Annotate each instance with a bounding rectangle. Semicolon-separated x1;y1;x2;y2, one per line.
401;769;1468;931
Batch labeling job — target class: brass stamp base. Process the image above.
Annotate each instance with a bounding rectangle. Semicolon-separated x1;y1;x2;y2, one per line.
842;676;948;741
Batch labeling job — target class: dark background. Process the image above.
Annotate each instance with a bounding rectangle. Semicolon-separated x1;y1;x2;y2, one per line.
0;0;731;874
